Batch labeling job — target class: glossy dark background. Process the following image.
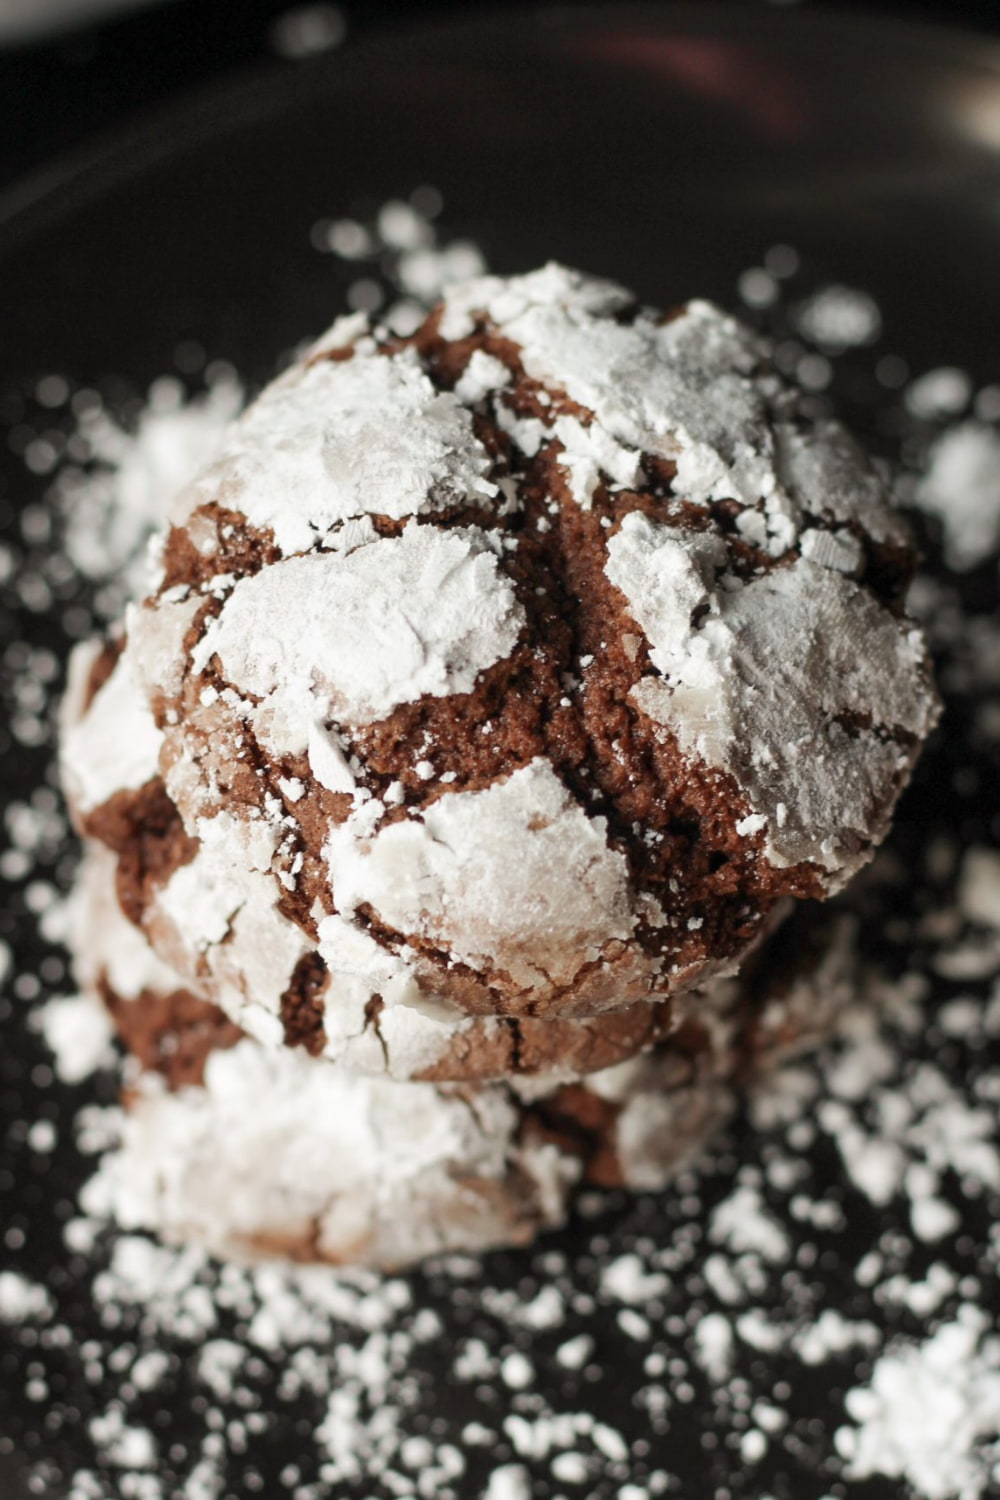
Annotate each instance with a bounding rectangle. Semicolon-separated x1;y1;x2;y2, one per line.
3;0;1000;197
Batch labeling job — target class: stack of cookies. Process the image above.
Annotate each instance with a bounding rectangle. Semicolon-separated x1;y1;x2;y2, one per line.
61;267;938;1268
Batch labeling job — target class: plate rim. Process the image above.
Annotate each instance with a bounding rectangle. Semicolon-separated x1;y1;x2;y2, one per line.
3;0;1000;257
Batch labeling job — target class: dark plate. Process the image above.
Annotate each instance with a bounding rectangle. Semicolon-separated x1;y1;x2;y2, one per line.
3;1;1000;385
1;6;999;1498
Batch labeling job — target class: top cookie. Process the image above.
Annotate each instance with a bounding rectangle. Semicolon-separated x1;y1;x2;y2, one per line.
62;264;938;1057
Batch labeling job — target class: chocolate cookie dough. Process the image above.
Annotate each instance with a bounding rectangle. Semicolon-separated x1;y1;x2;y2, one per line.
62;265;938;1072
77;868;859;1271
71;842;676;1084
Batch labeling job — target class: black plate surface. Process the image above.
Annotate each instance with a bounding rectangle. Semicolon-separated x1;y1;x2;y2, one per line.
1;6;999;1498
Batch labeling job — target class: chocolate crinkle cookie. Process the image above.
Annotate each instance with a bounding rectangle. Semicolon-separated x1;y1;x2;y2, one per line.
61;264;938;1264
72;842;858;1270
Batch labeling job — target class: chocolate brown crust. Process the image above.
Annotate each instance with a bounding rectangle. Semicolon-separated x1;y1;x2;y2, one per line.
100;978;242;1091
413;1000;677;1083
65;272;935;1049
82;637;124;714
104;357;837;1017
82;779;198;929
97;951;679;1087
280;953;330;1057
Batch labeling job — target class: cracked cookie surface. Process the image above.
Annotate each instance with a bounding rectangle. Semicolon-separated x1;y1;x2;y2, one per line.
61;264;938;1067
76;857;859;1270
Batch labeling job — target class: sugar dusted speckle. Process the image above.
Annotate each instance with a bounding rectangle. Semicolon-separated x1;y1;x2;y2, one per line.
795;284;882;351
0;214;999;1500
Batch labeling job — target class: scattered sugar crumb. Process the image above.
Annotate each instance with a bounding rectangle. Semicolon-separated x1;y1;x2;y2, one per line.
1;211;999;1500
795;284;882;350
0;1272;54;1323
914;423;1000;570
836;1309;1000;1500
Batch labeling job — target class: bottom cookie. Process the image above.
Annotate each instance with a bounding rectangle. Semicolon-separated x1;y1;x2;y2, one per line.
76;904;858;1270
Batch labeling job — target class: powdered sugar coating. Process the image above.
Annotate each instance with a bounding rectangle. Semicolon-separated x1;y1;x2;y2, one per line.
326;758;640;994
61;644;162;815
75;808;675;1083
443;270;781;518
170;343;499;555
439;265;903;549
72;843;182;1002
609;514;937;874
81;1038;564;1269
62;263;937;1050
192;521;524;731
773;418;907;546
72;895;858;1270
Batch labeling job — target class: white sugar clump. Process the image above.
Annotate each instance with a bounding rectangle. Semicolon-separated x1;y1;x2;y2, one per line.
58;373;243;599
914;422;1000;570
191;521;524;731
0;1271;55;1324
835;1308;1000;1500
34;995;115;1085
906;367;973;421
611;519;935;874
798;525;863;574
79;1038;569;1269
604;513;729;678
60;644;162;815
171;347;498;555
794;284;882;351
959;847;1000;930
326;758;638;992
482;1466;533;1500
